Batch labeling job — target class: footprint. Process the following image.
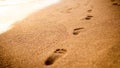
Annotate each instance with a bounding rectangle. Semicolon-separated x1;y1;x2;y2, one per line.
112;2;119;5
45;49;67;65
87;9;92;13
66;8;73;13
73;27;84;35
110;0;120;6
85;15;93;20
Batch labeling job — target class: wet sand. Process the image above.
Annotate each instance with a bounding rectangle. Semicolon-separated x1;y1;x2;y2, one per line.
0;0;120;68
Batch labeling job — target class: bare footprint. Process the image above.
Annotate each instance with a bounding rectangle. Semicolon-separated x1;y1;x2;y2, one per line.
87;9;92;13
66;8;73;13
45;49;67;65
110;0;120;6
73;27;84;35
112;2;119;5
85;15;93;20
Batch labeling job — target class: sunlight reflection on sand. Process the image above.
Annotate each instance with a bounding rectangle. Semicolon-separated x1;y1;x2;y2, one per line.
0;0;60;34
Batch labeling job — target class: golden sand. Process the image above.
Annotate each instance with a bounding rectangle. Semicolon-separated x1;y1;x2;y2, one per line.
0;0;120;68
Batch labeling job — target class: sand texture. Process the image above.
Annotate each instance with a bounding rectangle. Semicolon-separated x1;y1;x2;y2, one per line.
0;0;120;68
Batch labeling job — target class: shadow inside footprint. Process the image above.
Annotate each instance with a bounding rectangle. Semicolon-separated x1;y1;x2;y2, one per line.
87;9;92;13
73;27;84;35
85;15;93;20
45;49;67;65
112;2;119;5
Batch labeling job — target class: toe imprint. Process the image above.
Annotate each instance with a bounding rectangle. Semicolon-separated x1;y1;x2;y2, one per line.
54;49;67;54
45;49;67;65
73;28;84;35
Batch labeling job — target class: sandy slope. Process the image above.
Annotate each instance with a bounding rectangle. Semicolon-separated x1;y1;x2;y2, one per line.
0;0;120;68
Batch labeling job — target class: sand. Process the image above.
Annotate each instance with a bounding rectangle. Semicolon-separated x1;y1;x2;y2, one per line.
0;0;120;68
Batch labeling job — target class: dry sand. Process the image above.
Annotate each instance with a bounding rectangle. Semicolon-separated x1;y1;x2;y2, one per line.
0;0;120;68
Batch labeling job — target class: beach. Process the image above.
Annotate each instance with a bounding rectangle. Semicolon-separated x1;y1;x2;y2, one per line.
0;0;120;68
